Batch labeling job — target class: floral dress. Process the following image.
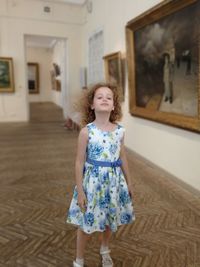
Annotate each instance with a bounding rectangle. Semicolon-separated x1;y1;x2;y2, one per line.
66;122;135;234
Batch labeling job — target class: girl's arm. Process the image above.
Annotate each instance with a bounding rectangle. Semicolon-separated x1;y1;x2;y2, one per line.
75;127;88;209
120;137;134;198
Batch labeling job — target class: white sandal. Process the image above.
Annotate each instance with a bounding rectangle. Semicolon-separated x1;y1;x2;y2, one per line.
100;249;113;267
73;261;83;267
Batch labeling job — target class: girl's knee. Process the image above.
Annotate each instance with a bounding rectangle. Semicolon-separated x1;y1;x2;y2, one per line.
105;225;111;232
78;228;91;240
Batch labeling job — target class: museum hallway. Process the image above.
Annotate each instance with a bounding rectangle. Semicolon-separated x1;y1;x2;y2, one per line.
0;102;199;267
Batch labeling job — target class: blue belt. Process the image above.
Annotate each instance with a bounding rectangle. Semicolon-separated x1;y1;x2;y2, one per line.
86;158;122;167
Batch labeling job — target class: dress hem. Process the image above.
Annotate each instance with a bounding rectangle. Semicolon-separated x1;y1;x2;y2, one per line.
66;217;135;234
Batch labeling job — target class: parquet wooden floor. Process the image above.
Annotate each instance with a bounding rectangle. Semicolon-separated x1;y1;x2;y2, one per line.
0;102;199;267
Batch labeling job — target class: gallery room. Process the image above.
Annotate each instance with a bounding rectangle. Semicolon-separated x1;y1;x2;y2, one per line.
0;0;199;266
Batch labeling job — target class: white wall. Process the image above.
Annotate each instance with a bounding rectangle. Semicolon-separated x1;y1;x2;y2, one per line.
0;0;84;122
26;47;52;102
81;0;200;190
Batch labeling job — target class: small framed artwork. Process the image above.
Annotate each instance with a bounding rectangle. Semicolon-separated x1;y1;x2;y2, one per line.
27;62;39;94
56;79;61;91
103;51;124;99
0;57;15;93
50;70;57;90
126;0;200;133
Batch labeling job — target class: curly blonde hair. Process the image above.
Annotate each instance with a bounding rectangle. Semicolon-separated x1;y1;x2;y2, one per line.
79;82;122;127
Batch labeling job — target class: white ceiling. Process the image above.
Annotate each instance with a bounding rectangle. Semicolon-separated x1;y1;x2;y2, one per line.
26;35;62;49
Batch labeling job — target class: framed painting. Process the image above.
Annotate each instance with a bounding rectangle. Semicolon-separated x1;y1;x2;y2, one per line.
126;0;200;133
0;57;15;93
28;63;39;94
50;70;56;90
56;79;61;92
103;51;124;100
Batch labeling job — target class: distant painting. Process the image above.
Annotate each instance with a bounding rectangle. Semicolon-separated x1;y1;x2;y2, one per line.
50;70;56;90
126;0;200;133
103;51;124;99
28;63;39;94
57;80;61;91
0;57;15;93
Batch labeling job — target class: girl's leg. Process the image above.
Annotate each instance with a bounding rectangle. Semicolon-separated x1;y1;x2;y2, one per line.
76;228;90;260
100;226;112;247
99;227;113;266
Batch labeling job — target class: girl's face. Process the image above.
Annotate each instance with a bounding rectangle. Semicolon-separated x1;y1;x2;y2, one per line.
91;87;114;113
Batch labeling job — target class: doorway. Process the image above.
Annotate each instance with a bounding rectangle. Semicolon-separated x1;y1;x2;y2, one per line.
24;34;68;122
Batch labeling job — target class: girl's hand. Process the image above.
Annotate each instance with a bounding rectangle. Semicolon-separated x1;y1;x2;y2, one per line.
128;183;134;200
77;189;87;212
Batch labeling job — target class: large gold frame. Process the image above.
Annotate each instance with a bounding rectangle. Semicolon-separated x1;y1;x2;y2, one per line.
126;0;200;133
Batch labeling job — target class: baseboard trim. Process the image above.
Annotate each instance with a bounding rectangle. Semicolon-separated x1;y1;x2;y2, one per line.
126;147;200;198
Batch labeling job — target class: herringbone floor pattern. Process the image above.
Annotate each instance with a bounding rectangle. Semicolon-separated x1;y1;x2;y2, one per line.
0;102;199;267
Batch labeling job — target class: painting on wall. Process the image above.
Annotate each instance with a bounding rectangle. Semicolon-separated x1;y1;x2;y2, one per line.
53;63;61;77
126;0;200;133
28;63;39;94
50;70;57;90
56;79;61;91
0;57;15;93
103;51;124;100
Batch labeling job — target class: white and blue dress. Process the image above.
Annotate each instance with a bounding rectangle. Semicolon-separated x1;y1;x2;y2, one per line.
67;122;135;234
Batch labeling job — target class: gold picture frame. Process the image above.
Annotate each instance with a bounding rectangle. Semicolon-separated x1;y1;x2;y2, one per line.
103;51;124;100
126;0;200;133
0;57;15;93
28;62;39;94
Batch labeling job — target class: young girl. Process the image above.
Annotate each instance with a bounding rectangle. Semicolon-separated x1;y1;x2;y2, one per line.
67;83;135;267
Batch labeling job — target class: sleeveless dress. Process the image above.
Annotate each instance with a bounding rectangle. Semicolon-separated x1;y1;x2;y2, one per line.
66;122;135;234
